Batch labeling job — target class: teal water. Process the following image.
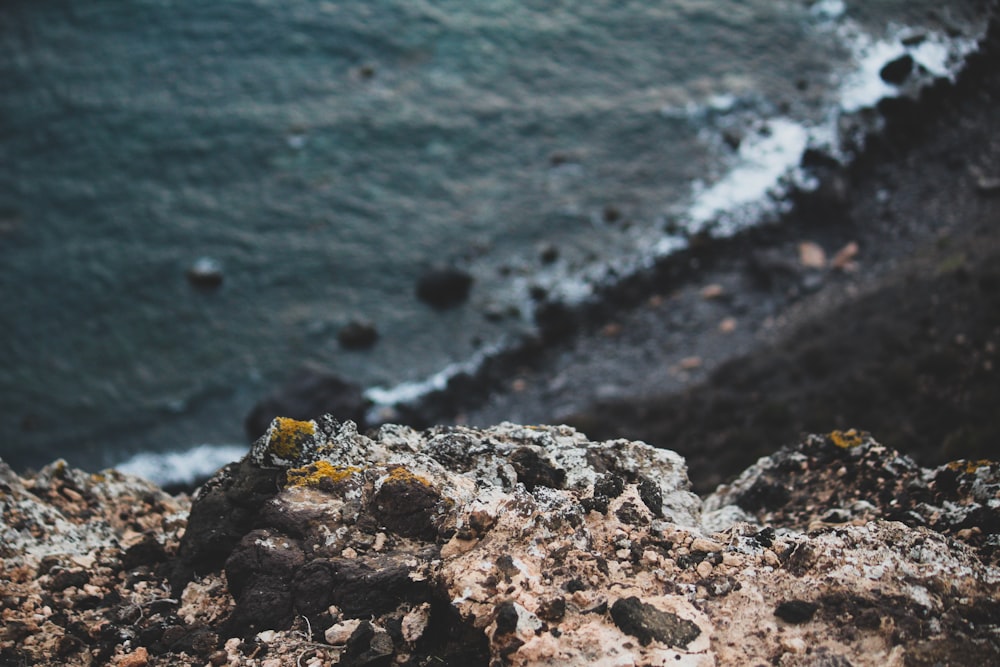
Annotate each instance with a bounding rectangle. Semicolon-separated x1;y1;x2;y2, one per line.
0;0;987;475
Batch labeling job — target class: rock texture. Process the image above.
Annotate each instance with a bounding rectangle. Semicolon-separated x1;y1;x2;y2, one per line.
2;421;999;666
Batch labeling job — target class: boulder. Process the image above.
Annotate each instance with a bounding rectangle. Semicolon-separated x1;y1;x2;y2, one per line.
415;267;473;308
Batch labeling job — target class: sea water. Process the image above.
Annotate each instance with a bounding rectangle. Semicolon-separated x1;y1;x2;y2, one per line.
0;0;987;483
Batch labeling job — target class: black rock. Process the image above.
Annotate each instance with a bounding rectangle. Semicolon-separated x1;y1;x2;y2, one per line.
185;257;224;290
493;601;519;635
775;599;819;624
338;319;379;349
610;596;701;648
244;368;370;440
509;447;566;491
342;621;394;667
880;54;914;85
122;533;168;569
416;268;473;308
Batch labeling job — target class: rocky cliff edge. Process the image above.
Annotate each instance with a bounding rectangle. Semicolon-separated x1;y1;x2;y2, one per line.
2;419;998;666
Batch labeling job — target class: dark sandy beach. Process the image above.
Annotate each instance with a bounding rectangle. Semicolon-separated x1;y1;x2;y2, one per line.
446;12;1000;493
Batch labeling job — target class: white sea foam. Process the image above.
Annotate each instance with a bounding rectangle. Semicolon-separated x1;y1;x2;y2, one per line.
365;340;506;408
686;118;812;235
114;443;246;487
810;0;846;21
834;21;980;112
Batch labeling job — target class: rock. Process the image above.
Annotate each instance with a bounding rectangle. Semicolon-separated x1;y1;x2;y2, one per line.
185;257;224;290
774;600;819;624
337;318;379;349
2;426;999;666
415;267;473;308
830;241;860;271
244;368;370;440
699;283;725;299
538;243;559;264
610;596;701;647
879;54;914;85
798;241;827;269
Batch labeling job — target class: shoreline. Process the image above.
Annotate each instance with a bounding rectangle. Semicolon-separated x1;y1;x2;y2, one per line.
403;7;1000;492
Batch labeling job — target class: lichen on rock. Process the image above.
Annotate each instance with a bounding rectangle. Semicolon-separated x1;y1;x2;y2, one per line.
2;421;999;666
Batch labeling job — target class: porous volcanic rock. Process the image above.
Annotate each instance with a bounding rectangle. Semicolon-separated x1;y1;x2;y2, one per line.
2;423;999;666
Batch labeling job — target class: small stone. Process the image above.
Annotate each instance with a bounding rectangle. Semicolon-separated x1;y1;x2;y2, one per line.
831;241;860;271
798;241;826;269
116;647;149;667
700;284;725;299
781;636;808;654
416;267;473;308
974;172;1000;195
775;600;818;624
186;257;224;290
338;318;379;349
601;322;623;338
325;619;363;645
255;630;277;644
879;54;914;85
539;244;559;264
402;603;431;643
209;650;229;666
718;317;737;333
610;596;701;648
678;356;702;370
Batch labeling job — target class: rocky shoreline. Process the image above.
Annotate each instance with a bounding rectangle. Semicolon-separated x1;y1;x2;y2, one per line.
240;7;1000;500
2;417;998;666
449;6;1000;492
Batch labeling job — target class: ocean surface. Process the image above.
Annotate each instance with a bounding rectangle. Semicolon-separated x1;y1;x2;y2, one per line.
0;0;988;484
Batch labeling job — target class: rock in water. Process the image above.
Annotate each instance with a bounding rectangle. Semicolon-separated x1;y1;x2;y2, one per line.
337;318;379;349
2;424;999;666
415;267;473;308
185;257;224;289
879;54;915;85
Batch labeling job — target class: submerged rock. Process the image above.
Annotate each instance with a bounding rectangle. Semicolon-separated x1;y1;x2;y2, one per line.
2;424;998;666
415;267;474;308
337;318;379;349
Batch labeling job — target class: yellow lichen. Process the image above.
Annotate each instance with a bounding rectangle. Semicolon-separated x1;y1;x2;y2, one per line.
269;417;316;460
384;466;433;487
286;461;361;488
829;429;865;449
945;459;994;474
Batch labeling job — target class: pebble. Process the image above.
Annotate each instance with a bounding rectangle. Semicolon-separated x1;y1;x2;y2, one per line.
337;318;379;349
798;241;826;269
831;241;859;270
718;317;737;333
700;284;725;299
325;619;363;645
185;257;224;289
678;356;702;370
116;647;149;667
